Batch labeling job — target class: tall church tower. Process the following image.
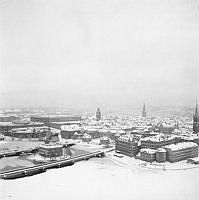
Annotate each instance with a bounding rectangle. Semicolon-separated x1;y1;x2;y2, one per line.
142;103;146;118
96;108;101;121
193;97;199;134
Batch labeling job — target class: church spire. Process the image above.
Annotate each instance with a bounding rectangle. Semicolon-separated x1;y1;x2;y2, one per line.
195;96;198;116
143;103;146;112
142;102;146;118
96;108;101;121
193;96;199;134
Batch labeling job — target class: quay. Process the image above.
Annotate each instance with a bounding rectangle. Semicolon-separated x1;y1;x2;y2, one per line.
0;147;39;158
0;150;105;180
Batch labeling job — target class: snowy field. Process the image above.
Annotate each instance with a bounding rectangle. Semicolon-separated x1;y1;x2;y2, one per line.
1;157;199;200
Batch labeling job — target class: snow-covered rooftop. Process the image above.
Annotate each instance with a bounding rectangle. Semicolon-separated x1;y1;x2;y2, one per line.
118;135;135;142
61;125;81;131
83;133;91;138
164;142;198;151
39;144;63;149
157;148;166;153
141;133;176;142
100;136;110;140
140;148;157;154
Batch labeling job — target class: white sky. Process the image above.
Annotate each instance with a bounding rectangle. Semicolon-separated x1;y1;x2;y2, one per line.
0;0;199;110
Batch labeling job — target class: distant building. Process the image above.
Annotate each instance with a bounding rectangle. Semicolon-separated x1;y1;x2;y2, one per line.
83;128;100;139
0;115;19;122
49;120;81;129
142;103;146;118
38;143;71;158
158;123;177;134
0;121;44;135
9;126;60;139
193;97;199;134
164;142;198;163
181;135;199;145
61;125;81;139
82;133;92;143
115;135;140;157
100;137;110;146
96;108;101;121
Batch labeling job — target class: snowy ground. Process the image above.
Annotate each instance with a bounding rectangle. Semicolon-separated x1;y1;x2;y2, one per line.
0;156;35;172
1;157;199;200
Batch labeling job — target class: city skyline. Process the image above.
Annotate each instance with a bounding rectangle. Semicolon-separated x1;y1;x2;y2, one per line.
1;1;199;200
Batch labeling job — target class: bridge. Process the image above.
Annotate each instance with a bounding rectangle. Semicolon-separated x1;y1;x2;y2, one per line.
0;150;105;180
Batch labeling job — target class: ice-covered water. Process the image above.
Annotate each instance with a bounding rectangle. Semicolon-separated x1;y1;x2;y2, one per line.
1;157;199;200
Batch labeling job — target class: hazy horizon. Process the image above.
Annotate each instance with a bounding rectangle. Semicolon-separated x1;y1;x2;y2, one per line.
1;0;199;110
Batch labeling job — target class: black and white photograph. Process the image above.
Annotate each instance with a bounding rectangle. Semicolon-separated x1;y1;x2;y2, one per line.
0;0;199;200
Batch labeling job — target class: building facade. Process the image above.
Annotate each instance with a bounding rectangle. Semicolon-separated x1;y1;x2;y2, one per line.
140;148;156;162
39;144;63;157
164;142;198;163
155;148;167;162
115;135;140;157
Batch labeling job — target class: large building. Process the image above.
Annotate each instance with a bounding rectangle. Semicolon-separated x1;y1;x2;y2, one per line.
140;134;176;149
9;126;60;139
96;108;101;121
193;97;199;134
31;115;81;124
39;144;63;157
115;135;140;157
164;142;198;163
142;103;146;118
38;143;71;158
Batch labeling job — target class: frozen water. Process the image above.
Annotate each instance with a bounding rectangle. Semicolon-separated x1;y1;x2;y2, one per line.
1;157;199;200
